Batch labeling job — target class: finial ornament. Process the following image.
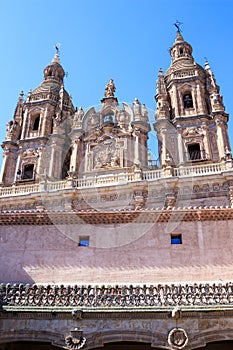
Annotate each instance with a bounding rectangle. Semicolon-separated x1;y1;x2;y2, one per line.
174;20;183;32
104;78;116;97
55;43;61;54
52;43;61;64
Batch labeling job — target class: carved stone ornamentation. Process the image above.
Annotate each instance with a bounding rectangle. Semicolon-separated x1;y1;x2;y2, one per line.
65;328;86;349
2;282;233;308
183;126;202;137
6;120;20;141
93;139;120;169
104;78;116;97
165;192;176;208
73;107;84;129
168;328;188;349
229;186;233;207
22;148;39;157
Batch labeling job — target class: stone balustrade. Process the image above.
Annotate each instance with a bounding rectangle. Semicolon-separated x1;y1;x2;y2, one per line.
142;169;163;180
173;70;196;79
0;183;40;197
174;162;226;177
0;162;230;198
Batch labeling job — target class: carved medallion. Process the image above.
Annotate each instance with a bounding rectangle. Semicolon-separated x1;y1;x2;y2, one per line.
167;328;188;349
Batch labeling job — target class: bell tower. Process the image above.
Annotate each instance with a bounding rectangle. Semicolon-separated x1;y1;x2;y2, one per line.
0;49;74;186
154;27;230;167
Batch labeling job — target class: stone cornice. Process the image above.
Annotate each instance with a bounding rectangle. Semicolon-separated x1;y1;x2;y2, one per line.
0;206;233;225
2;307;233;321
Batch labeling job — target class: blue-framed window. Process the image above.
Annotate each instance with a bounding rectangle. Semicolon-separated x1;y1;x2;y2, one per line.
79;236;89;247
171;234;182;245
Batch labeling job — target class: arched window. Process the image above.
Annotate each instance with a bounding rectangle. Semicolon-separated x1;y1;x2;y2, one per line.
188;143;201;161
22;164;34;180
183;93;193;109
32;114;40;131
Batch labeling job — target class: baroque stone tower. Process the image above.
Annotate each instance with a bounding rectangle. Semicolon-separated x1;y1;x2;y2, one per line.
0;50;74;186
155;28;231;167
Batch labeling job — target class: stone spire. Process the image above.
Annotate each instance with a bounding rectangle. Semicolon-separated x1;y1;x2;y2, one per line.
156;68;167;96
205;59;219;93
13;91;24;123
155;68;170;120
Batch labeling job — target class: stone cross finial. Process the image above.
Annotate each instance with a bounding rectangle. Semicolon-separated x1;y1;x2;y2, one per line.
104;78;116;97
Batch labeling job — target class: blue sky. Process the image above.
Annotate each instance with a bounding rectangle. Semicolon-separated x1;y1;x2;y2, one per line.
0;0;233;164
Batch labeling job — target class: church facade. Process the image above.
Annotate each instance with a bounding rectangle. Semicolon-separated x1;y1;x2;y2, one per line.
1;30;233;350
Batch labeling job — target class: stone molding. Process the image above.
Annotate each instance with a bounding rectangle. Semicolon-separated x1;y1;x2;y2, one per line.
0;206;233;225
2;318;233;349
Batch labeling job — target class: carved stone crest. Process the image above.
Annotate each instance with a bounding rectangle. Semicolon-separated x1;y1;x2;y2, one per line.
93;139;119;169
183;126;202;137
168;328;188;349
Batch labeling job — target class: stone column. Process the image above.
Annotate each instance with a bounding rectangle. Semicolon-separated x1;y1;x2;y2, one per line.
177;126;184;164
36;146;45;177
202;125;211;160
196;84;205;114
14;149;22;183
85;144;91;172
191;89;197;113
41;107;48;137
134;129;140;165
0;147;17;185
160;127;167;167
0;154;7;184
48;135;65;179
172;85;179;116
20;108;28;139
70;138;81;173
140;134;148;167
215;118;225;160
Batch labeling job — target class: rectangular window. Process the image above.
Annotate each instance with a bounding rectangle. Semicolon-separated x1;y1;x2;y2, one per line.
79;236;89;247
171;234;182;245
22;164;34;180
